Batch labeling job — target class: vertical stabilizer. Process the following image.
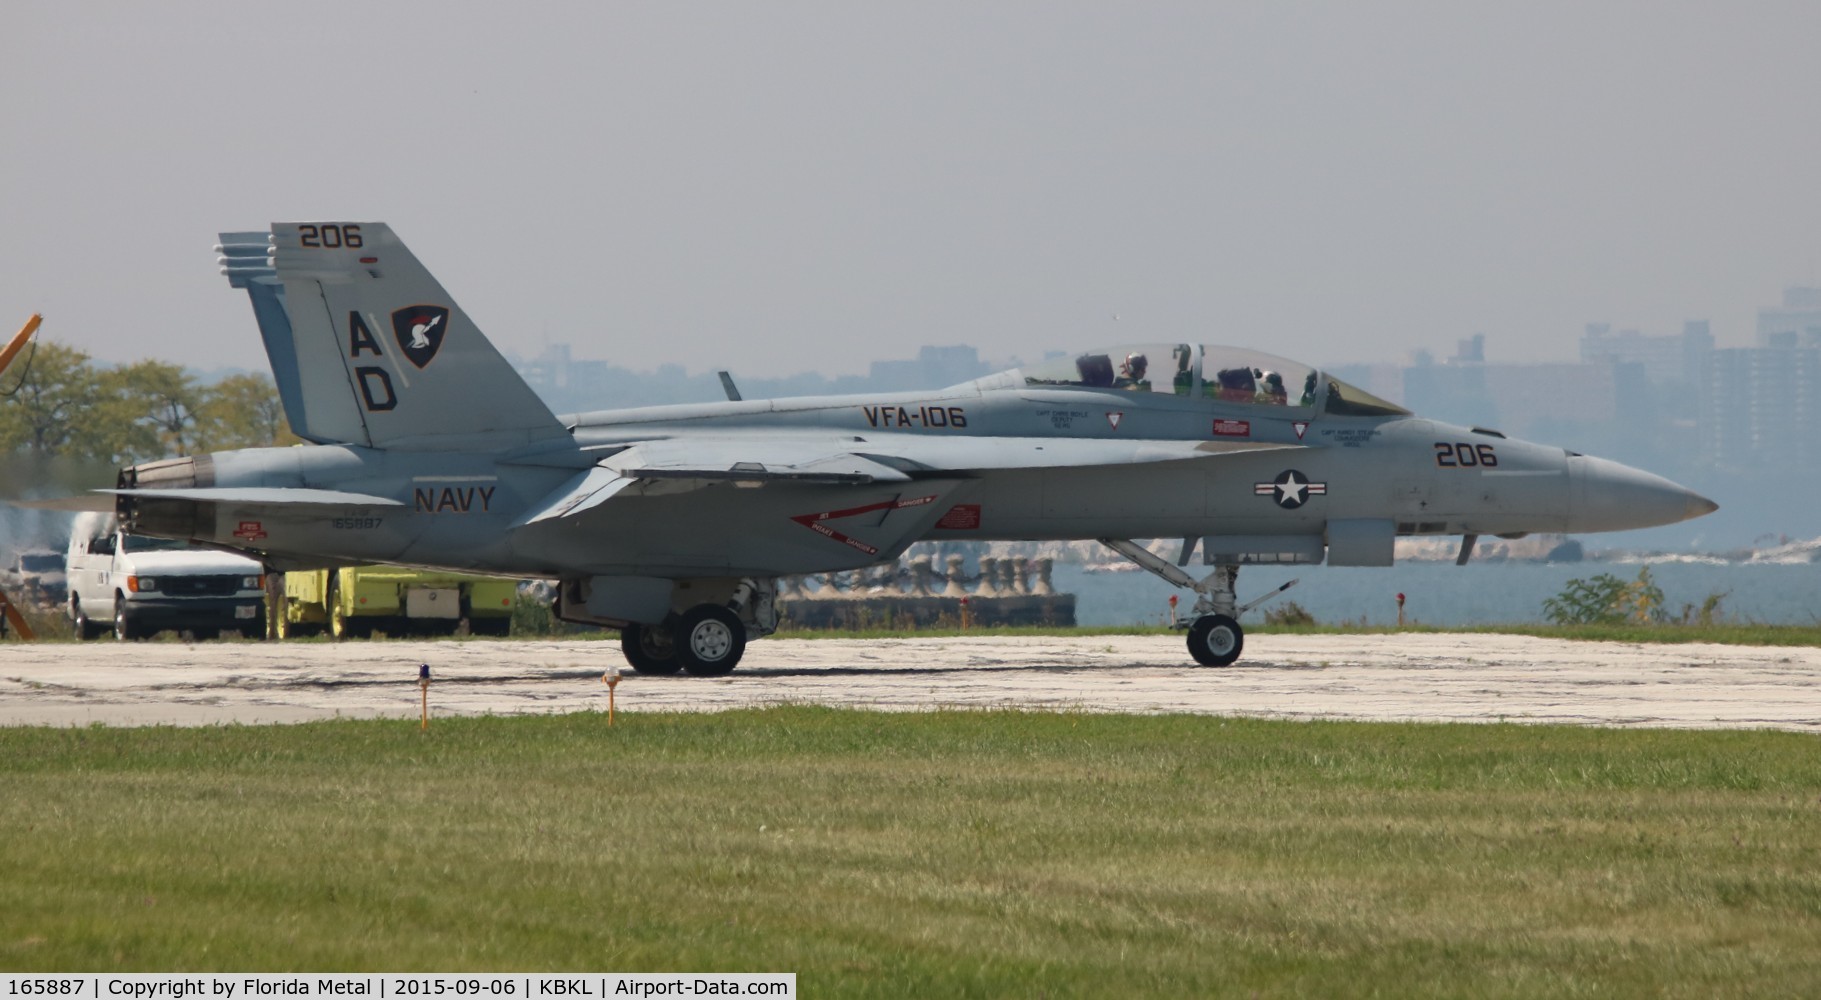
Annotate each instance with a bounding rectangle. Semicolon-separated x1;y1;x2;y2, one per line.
220;222;568;451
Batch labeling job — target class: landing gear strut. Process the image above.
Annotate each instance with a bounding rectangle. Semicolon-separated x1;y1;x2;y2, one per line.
1099;539;1298;667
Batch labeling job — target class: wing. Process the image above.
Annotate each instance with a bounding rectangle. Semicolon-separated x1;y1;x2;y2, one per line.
838;434;1300;473
506;431;1308;572
586;432;1299;478
510;436;914;527
511;431;1301;526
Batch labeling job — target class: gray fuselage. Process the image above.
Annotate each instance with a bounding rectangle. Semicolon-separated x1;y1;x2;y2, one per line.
125;372;1706;581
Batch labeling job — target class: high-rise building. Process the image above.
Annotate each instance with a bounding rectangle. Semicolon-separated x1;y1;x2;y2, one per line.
1579;320;1713;389
1757;287;1821;350
1686;288;1821;467
1701;346;1821;467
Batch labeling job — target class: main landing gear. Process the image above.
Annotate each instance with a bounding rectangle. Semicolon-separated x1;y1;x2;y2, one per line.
1100;539;1299;667
620;606;748;676
565;578;778;678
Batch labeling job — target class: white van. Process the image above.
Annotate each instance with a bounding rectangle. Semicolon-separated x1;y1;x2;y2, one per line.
66;515;266;640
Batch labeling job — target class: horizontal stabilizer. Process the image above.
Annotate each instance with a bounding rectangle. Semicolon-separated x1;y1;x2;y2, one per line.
105;487;404;507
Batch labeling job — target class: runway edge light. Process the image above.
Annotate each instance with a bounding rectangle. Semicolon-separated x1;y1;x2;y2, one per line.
603;669;622;726
419;664;430;731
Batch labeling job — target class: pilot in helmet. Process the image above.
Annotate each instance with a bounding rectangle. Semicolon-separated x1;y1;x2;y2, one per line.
1258;370;1287;404
1118;353;1150;390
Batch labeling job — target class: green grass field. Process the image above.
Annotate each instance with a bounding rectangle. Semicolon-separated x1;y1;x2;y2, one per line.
3;709;1818;996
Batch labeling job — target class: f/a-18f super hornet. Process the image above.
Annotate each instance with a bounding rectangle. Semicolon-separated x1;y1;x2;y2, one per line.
104;222;1716;673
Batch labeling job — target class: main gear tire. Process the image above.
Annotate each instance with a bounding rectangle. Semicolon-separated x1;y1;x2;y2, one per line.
620;622;682;675
675;605;746;677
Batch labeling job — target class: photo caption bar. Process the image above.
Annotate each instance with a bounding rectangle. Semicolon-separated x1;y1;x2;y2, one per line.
0;977;794;1000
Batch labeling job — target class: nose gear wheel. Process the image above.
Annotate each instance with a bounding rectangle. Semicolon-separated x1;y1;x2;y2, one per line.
1188;613;1244;666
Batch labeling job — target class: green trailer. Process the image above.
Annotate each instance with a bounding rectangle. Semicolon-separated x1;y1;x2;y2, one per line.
276;566;518;639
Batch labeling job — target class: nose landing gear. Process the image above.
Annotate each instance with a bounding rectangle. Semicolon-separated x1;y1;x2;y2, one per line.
1099;539;1300;667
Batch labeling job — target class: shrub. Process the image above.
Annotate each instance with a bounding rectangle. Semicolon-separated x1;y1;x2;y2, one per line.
1264;601;1317;626
1542;566;1666;626
1676;591;1728;627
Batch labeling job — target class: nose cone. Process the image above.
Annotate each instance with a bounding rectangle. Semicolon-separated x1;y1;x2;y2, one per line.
1568;455;1719;533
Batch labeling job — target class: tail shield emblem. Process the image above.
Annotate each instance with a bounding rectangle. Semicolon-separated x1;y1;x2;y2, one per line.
391;305;450;369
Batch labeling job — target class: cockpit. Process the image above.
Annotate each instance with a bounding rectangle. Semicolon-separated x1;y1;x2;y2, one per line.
1018;343;1408;417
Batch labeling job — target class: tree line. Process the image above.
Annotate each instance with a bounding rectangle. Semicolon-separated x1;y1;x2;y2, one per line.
0;342;298;465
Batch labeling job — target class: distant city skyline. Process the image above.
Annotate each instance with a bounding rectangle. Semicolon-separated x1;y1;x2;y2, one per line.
6;3;1820;379
504;283;1821;378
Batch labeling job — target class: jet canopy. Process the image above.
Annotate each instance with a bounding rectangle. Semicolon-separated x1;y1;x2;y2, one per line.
1018;344;1408;417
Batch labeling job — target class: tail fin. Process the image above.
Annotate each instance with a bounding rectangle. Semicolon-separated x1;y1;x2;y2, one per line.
217;222;567;451
218;231;320;442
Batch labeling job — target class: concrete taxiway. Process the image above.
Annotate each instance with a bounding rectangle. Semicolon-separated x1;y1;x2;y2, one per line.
2;634;1818;731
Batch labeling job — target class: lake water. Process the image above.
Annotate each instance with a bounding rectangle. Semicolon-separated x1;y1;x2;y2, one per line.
1055;560;1821;627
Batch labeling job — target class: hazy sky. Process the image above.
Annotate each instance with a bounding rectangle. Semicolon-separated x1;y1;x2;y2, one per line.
6;2;1819;379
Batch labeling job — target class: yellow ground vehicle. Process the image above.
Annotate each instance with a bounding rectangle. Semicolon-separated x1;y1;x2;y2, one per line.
276;566;518;638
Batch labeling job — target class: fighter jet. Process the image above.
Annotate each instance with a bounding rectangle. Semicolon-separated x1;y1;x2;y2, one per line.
107;222;1716;673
